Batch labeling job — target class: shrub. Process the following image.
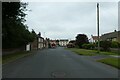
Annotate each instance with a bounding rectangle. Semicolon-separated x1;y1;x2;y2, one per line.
111;41;119;48
118;43;120;48
82;44;88;49
82;43;95;49
100;41;111;51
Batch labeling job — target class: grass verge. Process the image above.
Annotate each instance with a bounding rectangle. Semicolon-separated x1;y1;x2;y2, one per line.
2;51;33;64
99;51;120;55
97;58;120;69
65;48;119;56
65;48;97;56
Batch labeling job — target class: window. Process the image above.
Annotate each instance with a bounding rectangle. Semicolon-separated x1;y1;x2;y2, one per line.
38;38;40;42
112;38;117;41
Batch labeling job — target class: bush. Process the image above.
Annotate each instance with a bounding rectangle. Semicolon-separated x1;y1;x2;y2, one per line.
82;44;88;49
82;43;95;49
111;41;120;48
117;42;120;48
100;41;111;51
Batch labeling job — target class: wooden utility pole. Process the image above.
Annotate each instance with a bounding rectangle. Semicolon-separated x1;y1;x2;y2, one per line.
97;3;100;53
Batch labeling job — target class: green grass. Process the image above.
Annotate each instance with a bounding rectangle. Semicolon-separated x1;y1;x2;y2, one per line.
99;51;119;55
65;48;119;56
65;48;97;56
2;51;33;64
97;58;120;69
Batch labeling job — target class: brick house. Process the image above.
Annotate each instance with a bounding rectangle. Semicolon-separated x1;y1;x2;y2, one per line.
50;40;57;47
30;38;38;50
26;32;47;51
91;35;100;43
38;36;44;49
100;30;120;42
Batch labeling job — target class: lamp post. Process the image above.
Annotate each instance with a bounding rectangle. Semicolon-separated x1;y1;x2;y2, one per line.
97;3;100;53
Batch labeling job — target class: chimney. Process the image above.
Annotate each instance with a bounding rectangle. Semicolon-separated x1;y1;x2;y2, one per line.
38;32;41;37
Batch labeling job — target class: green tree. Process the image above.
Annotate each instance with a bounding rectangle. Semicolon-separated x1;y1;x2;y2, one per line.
2;2;35;49
75;34;89;48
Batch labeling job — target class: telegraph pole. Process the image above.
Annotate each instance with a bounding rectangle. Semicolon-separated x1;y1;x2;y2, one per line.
97;3;100;53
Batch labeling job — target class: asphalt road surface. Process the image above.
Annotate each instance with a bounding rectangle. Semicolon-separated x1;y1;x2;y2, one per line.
2;47;119;78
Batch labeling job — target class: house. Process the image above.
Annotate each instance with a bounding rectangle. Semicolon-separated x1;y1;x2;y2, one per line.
91;35;100;43
50;40;57;47
38;37;44;49
69;40;76;44
31;38;38;50
59;39;69;47
37;32;45;49
67;40;76;48
48;39;69;47
26;32;46;51
100;30;120;42
44;38;50;48
50;40;56;44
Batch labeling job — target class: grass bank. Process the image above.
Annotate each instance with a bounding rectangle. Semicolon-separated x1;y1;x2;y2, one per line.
65;48;119;56
3;51;33;64
97;58;120;69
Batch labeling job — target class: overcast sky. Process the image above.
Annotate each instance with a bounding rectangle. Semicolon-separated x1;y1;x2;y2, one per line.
22;1;118;40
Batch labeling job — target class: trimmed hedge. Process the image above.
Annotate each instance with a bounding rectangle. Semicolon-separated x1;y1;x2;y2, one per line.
81;41;120;52
82;43;95;49
95;41;120;51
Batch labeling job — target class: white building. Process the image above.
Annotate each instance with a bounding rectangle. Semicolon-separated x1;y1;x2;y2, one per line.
59;39;69;47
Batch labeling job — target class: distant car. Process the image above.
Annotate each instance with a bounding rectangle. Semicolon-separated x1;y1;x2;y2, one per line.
51;43;56;48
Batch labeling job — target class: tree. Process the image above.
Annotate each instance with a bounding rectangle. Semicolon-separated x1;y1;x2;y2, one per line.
2;2;35;49
56;40;59;46
75;34;89;48
31;29;37;39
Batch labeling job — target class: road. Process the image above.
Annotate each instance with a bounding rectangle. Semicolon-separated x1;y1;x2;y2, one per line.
2;47;119;78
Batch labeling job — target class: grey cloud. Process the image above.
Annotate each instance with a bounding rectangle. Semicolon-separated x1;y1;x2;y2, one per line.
24;2;118;39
